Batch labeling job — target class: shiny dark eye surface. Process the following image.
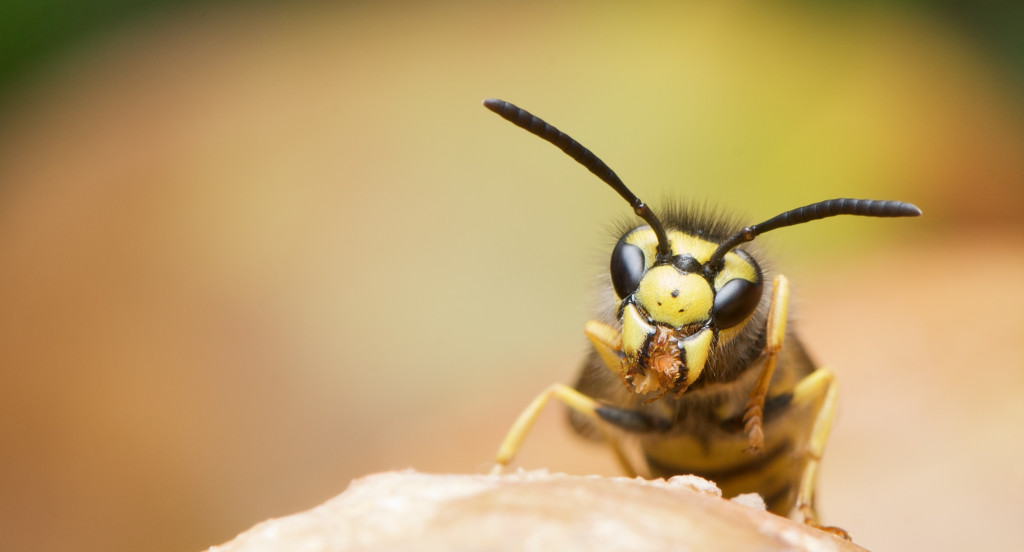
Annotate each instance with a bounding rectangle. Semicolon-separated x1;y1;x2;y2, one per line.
610;235;646;298
713;276;763;329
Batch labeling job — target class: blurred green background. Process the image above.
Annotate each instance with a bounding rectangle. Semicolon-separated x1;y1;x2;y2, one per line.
1;1;1022;551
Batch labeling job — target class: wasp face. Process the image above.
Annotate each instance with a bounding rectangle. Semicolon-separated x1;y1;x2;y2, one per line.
610;227;763;397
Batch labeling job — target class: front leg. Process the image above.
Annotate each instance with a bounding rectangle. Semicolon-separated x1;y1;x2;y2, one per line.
491;383;640;476
742;275;789;453
493;322;670;477
584;320;625;377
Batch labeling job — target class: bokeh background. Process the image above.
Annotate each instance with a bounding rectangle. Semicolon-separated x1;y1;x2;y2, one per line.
1;1;1022;551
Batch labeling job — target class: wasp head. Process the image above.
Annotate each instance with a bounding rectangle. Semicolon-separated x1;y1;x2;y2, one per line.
610;226;763;398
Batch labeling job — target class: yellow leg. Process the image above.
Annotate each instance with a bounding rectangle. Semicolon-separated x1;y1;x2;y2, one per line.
492;383;638;477
742;275;790;452
584;320;623;376
791;370;837;518
789;368;849;538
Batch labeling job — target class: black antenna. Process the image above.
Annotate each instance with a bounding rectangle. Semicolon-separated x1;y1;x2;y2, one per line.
483;98;673;257
704;198;922;272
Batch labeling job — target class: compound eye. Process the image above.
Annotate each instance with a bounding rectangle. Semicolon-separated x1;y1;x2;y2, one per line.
713;277;763;329
610;235;646;299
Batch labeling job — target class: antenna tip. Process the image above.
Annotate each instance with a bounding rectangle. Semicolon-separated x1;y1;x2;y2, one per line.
898;202;923;217
482;98;505;112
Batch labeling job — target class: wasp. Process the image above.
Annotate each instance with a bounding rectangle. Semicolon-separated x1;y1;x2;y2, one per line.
482;98;921;531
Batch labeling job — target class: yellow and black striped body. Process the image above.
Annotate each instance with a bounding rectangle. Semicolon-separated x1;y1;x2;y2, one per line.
573;329;825;515
567;208;833;516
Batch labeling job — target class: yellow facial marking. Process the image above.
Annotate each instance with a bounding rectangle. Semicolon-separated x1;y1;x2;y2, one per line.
634;266;713;328
713;251;759;290
680;328;714;386
624;228;718;264
620;303;656;361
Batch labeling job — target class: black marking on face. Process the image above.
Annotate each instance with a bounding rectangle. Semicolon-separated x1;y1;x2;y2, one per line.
711;248;764;330
610;235;646;299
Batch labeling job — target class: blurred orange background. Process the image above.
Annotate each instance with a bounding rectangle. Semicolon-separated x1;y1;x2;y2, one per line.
1;1;1022;551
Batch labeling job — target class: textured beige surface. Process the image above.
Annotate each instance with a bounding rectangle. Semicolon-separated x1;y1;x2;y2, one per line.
208;470;865;552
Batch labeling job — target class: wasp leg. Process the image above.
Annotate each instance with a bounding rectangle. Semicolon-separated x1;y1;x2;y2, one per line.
584;320;623;375
492;383;640;477
742;274;789;453
790;368;849;539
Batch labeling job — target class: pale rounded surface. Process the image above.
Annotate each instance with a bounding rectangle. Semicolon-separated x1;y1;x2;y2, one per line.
207;470;866;552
